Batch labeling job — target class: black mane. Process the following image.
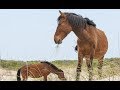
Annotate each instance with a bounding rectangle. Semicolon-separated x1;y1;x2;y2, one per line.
41;61;63;72
58;12;96;28
84;17;96;27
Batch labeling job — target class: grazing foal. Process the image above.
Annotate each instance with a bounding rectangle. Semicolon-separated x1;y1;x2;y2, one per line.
17;61;66;81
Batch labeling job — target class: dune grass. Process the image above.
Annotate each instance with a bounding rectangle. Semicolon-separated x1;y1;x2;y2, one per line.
0;58;120;81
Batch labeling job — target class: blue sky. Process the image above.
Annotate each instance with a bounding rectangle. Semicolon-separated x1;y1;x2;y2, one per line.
0;9;119;61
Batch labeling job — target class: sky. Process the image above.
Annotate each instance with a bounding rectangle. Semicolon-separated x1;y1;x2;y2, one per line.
0;9;120;61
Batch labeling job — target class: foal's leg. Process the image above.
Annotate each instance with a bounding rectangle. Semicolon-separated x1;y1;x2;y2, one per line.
76;52;83;81
23;78;27;81
43;75;47;81
22;75;28;81
22;73;28;81
98;56;104;79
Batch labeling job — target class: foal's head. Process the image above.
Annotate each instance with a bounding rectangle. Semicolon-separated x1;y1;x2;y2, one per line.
57;69;66;81
41;61;67;80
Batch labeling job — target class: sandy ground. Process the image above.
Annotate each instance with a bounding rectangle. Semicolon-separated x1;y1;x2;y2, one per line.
0;68;120;81
0;69;16;81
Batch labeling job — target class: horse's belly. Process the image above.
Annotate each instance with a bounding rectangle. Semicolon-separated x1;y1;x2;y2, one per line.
82;47;107;59
94;49;107;59
78;33;108;59
29;74;42;78
28;69;42;78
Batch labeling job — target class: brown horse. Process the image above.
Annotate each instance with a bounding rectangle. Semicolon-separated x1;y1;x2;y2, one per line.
54;11;108;81
17;61;66;81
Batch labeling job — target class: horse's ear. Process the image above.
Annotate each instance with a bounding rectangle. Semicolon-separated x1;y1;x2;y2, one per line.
59;10;63;15
59;10;66;17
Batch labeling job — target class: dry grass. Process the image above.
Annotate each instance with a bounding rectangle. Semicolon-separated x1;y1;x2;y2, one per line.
0;58;120;81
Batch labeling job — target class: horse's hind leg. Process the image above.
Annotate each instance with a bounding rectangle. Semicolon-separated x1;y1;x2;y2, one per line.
98;56;104;79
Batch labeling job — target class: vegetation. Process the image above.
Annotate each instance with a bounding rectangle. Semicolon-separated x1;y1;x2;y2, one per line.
0;60;39;70
0;58;120;80
0;58;120;70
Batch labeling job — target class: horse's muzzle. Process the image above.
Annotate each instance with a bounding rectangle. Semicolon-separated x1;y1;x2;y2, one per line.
54;37;62;44
60;78;67;81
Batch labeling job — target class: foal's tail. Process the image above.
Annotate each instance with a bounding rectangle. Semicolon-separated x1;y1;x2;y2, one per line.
17;68;21;81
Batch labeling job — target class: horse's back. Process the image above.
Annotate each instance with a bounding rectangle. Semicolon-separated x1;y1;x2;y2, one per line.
20;63;46;78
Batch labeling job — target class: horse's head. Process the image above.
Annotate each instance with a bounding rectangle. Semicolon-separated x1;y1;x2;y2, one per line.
54;10;72;44
57;70;66;81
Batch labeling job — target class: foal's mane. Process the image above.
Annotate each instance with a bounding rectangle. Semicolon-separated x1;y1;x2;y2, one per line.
41;61;63;72
57;12;96;28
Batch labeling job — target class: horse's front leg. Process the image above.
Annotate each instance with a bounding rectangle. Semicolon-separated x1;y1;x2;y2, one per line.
76;50;83;81
86;57;93;81
86;47;95;81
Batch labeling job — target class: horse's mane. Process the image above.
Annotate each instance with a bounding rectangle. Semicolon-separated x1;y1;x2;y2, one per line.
84;17;96;27
41;61;63;72
57;12;96;28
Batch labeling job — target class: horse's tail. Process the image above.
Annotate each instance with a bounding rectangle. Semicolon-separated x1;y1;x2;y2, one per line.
75;45;78;52
17;68;21;81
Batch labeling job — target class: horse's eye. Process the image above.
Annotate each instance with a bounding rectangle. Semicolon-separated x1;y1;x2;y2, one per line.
58;21;62;25
58;23;61;25
60;16;65;19
58;20;65;26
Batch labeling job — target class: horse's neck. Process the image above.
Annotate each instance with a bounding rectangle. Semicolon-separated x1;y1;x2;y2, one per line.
73;29;84;39
48;65;59;74
73;26;94;44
